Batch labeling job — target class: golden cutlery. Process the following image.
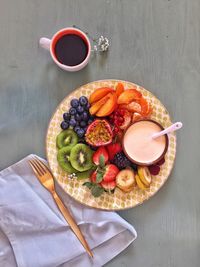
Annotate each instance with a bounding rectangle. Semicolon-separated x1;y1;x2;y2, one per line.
29;157;93;258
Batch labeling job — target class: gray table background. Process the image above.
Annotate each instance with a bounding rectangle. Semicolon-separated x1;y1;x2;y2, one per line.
0;0;199;266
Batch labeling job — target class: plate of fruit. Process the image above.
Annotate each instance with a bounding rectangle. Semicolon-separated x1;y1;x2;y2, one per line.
46;80;176;210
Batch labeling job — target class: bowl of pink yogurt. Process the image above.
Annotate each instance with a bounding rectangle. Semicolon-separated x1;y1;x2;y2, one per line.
122;120;169;166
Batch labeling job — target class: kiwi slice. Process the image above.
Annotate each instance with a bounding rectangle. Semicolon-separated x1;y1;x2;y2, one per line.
70;144;93;172
56;129;78;149
57;146;77;173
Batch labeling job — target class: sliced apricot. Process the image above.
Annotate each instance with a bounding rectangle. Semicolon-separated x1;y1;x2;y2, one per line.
138;97;149;116
117;89;142;104
116;82;125;97
89;87;114;104
96;93;117;117
89;94;109;115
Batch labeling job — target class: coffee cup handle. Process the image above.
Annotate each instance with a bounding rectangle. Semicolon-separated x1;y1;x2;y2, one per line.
39;37;51;51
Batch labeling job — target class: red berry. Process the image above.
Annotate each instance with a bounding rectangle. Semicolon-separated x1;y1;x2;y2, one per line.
148;165;160;175
106;143;122;161
118;117;124;122
156;157;165;166
118;109;126;116
92;147;109;165
102;164;119;182
113;127;119;134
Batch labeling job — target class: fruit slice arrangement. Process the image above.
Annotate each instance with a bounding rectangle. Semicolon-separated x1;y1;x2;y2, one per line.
55;83;166;198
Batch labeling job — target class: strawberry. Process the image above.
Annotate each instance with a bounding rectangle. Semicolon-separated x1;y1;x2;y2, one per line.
106;143;122;161
101;180;116;191
92;147;109;165
103;164;119;182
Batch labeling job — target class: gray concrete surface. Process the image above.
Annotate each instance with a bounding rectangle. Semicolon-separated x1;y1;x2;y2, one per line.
0;0;199;266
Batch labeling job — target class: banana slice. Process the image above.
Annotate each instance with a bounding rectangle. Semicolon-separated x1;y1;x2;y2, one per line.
135;174;148;190
116;169;135;192
138;166;152;187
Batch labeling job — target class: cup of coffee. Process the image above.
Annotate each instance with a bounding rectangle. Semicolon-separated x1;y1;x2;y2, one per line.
39;27;91;72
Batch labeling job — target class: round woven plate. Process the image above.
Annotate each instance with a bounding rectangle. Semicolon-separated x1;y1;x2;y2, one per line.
46;80;176;210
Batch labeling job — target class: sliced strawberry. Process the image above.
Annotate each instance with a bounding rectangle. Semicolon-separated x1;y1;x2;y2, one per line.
106;143;122;161
103;164;119;182
156;157;165;166
148;165;160;175
92;147;109;165
101;180;116;191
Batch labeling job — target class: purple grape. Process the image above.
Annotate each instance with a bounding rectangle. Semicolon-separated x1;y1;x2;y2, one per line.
60;121;69;130
75;114;81;122
69;118;77;127
77;105;84;114
70;99;79;108
63;112;70;121
80;121;87;127
82;112;89;121
79;96;88;106
85;102;90;110
77;128;85;138
74;126;81;133
69;107;77;115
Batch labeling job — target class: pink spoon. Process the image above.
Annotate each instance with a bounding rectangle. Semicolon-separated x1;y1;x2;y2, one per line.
152;122;183;139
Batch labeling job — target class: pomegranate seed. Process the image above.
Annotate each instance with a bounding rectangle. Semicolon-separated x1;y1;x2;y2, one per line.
118;117;124;122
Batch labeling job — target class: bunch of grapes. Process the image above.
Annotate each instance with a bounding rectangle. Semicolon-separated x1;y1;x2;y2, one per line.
60;96;94;138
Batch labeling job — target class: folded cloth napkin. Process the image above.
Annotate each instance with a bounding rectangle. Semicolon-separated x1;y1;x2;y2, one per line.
0;155;137;267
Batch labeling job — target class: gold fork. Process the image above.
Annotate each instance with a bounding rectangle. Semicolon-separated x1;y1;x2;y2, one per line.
29;156;93;258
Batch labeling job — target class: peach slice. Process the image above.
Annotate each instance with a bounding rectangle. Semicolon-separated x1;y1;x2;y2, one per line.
89;87;114;104
138;97;152;116
96;93;117;117
116;82;125;97
89;94;109;115
117;89;142;104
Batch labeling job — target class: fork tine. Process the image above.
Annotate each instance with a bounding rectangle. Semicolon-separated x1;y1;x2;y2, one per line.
34;157;49;173
32;159;45;175
29;160;42;176
33;157;46;175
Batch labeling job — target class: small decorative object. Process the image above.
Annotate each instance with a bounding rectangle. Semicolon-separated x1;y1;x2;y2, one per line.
73;25;110;53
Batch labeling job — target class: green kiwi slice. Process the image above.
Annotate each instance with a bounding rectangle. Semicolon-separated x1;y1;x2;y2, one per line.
56;129;78;149
57;146;77;173
70;144;93;172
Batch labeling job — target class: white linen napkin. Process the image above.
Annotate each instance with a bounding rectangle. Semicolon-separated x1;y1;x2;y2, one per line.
0;155;137;267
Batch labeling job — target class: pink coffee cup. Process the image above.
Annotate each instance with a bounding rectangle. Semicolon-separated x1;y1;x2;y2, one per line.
39;27;91;72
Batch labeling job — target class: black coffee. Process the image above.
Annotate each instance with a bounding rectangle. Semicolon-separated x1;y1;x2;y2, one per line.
55;34;88;66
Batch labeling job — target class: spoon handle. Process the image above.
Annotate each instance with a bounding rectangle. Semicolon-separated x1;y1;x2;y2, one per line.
152;122;183;139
